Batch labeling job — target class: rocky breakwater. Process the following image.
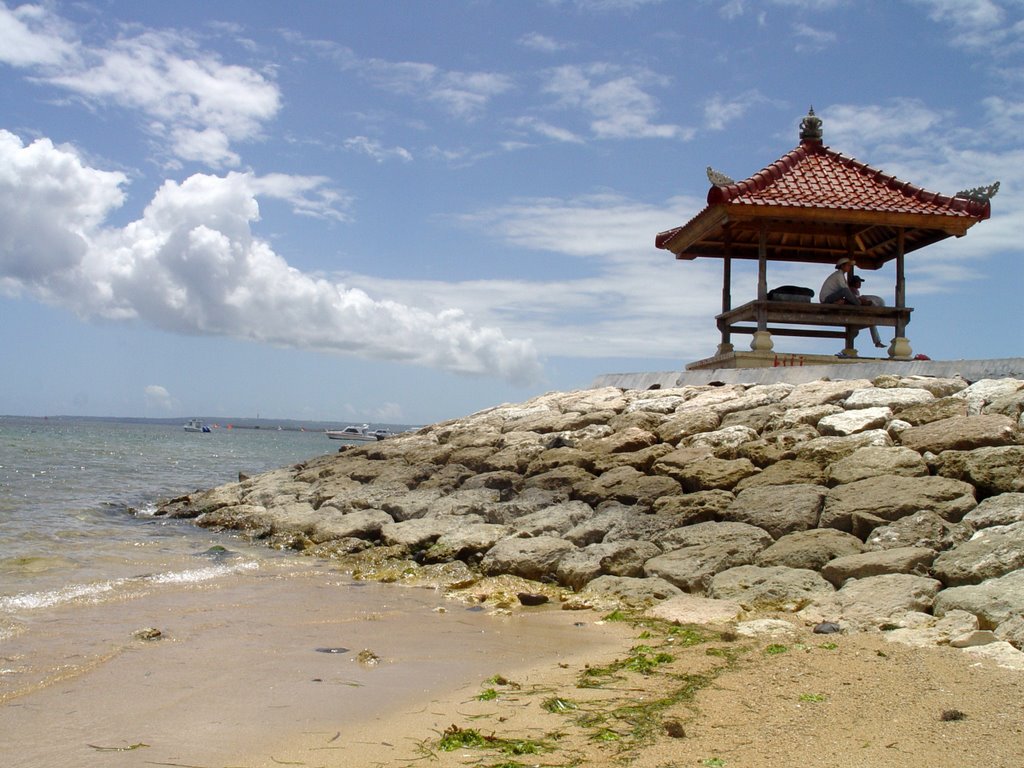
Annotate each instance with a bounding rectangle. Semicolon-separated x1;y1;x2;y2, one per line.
156;374;1024;667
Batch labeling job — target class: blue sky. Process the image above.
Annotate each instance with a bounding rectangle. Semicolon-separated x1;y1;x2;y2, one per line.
1;0;1021;425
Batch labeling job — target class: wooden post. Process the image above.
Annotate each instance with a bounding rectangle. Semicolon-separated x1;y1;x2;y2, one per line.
895;228;907;335
756;224;768;329
721;225;732;351
750;223;773;351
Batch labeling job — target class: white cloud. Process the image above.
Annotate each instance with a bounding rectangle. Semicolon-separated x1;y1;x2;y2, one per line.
703;91;767;131
358;56;514;119
338;192;726;360
912;0;1010;48
512;116;585;143
541;64;692;140
1;6;279;168
792;22;837;51
144;384;174;411
342;135;413;163
0;2;76;67
0;130;541;385
518;32;573;53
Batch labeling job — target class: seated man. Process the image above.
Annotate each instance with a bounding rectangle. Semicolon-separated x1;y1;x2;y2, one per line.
819;257;868;305
849;274;887;348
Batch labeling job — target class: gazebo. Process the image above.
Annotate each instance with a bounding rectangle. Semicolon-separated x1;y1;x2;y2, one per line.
656;108;996;368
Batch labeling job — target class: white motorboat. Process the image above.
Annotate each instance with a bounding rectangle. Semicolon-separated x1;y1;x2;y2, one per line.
184;419;211;433
325;424;379;441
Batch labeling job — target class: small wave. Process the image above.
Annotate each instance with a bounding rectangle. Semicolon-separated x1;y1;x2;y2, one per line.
145;561;259;585
0;580;120;611
0;561;260;612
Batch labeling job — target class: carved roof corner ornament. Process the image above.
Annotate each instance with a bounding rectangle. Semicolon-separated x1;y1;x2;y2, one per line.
799;105;823;142
956;181;1000;203
706;166;735;186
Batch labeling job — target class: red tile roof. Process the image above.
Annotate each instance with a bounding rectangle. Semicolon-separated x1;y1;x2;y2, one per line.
655;124;993;267
705;139;990;219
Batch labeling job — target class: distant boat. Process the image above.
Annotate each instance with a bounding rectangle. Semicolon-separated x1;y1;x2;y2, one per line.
325;424;384;442
184;419;211;433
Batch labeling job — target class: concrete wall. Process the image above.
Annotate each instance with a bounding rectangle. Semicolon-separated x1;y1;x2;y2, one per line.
592;358;1024;391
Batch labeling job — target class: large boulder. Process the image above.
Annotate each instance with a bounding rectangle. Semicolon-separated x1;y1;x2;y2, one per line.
509;500;595;537
655;409;721;444
479;536;577;581
819;475;976;532
423;523;513;562
820;546;937;588
708;565;833;611
780;379;871;408
807;573;943;627
930;522;1024;586
794;430;893;465
555;540;662;590
733;459;826;491
645;522;773;593
661;456;760;492
755;528;866;570
825;446;928;486
864;510;971;552
379;517;474;550
575;466;682;509
843;387;934;410
961;493;1024;530
309;508;395;541
898;414;1020;454
817;407;892;437
896;396;969;426
680;425;760;457
722;484;827;539
568;574;683;610
932;446;1024;497
933;569;1024;628
651;489;735;524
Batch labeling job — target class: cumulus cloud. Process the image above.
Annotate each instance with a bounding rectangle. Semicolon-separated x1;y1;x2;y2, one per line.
0;2;76;66
144;384;175;411
337;192;725;360
0;4;279;167
0;130;541;385
541;63;692;140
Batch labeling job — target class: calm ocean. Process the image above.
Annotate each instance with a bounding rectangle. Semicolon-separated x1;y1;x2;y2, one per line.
0;417;333;696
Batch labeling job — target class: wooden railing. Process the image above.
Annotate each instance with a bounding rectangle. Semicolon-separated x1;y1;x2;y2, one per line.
716;300;912;352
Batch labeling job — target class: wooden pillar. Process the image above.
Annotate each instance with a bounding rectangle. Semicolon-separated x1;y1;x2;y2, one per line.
719;225;733;353
750;223;773;351
842;226;859;356
895;229;907;308
756;224;768;328
891;227;913;358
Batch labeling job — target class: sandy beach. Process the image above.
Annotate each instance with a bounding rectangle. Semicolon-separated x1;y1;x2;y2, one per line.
0;558;636;768
3;555;1021;768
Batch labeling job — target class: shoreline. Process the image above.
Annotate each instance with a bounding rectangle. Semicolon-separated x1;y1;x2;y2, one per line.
0;558;636;768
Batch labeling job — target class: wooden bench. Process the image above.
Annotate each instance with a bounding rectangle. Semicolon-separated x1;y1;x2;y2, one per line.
716;300;913;353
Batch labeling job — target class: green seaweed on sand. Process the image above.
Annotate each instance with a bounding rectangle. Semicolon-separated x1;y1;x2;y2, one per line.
436;724;553;756
87;742;149;752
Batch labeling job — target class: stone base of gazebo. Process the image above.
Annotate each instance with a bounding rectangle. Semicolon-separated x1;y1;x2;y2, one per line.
685;348;907;371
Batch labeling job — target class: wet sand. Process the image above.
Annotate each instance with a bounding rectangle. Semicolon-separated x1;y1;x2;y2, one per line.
0;559;634;768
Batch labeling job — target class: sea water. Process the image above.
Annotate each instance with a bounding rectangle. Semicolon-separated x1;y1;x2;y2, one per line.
0;417;628;767
0;417;332;696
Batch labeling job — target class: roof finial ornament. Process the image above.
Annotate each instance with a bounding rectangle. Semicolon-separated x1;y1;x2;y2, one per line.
706;166;735;186
956;181;1000;203
799;105;823;143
